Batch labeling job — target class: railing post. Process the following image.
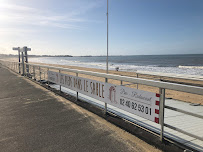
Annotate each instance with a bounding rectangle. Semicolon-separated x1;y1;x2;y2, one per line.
44;70;45;80
33;66;36;80
26;64;29;77
39;67;41;82
104;78;108;114
59;70;61;92
47;68;50;87
137;73;139;89
159;88;166;142
28;64;30;77
19;62;21;74
76;73;78;100
15;62;17;71
22;52;25;76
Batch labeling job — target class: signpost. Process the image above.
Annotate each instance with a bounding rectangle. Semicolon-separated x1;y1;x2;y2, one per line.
13;46;31;75
48;71;160;123
23;46;31;75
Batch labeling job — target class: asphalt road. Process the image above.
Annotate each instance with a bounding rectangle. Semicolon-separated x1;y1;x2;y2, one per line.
0;65;160;152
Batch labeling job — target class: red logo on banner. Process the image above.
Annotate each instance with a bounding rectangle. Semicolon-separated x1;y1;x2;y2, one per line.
109;86;117;104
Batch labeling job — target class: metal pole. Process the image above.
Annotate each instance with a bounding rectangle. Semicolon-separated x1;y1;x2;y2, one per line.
137;73;139;89
16;62;17;72
47;68;50;87
24;47;29;75
59;70;61;92
104;0;109;115
39;67;41;81
33;66;36;80
18;50;21;73
106;0;109;74
21;52;25;76
44;69;45;80
159;88;165;142
104;77;108;114
24;47;27;74
76;73;78;101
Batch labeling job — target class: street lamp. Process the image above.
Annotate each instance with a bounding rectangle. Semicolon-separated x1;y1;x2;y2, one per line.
105;0;109;114
106;0;109;75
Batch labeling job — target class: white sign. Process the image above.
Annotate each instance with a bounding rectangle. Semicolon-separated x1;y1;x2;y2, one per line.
105;83;160;123
48;71;106;102
48;71;160;123
13;47;20;51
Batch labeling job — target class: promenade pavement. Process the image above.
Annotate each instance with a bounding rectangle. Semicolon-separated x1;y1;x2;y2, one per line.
52;83;203;151
0;65;160;152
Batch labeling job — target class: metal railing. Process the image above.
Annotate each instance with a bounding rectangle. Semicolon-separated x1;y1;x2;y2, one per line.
1;60;203;143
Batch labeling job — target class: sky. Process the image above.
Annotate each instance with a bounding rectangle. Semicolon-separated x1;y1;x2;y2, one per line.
0;0;203;56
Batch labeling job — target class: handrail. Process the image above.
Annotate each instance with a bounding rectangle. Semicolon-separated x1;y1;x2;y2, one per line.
1;60;202;95
165;105;203;119
24;63;203;95
164;123;203;141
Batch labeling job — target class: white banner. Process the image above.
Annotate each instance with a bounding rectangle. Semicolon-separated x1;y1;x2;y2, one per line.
48;71;160;123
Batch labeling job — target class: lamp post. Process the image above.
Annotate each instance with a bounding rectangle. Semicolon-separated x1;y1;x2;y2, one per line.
106;0;109;75
105;0;109;114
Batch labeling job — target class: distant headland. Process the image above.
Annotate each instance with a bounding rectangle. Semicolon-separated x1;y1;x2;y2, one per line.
0;54;73;58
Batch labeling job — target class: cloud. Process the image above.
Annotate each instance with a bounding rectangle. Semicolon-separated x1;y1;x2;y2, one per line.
0;1;102;30
0;0;104;54
0;3;36;12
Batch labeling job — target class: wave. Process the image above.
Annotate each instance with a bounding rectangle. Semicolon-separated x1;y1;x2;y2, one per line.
29;57;203;76
179;66;203;69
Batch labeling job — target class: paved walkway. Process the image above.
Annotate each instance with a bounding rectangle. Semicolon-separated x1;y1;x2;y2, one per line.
52;85;203;152
0;66;160;152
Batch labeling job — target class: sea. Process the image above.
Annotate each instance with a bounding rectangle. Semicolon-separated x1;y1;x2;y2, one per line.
29;54;203;76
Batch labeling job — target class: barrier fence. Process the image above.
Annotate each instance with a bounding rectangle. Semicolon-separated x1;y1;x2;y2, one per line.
1;60;203;144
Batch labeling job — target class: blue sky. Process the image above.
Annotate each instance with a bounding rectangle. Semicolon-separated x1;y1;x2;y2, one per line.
0;0;203;56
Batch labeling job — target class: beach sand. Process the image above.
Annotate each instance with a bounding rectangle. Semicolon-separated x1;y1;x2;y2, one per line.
28;61;203;105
